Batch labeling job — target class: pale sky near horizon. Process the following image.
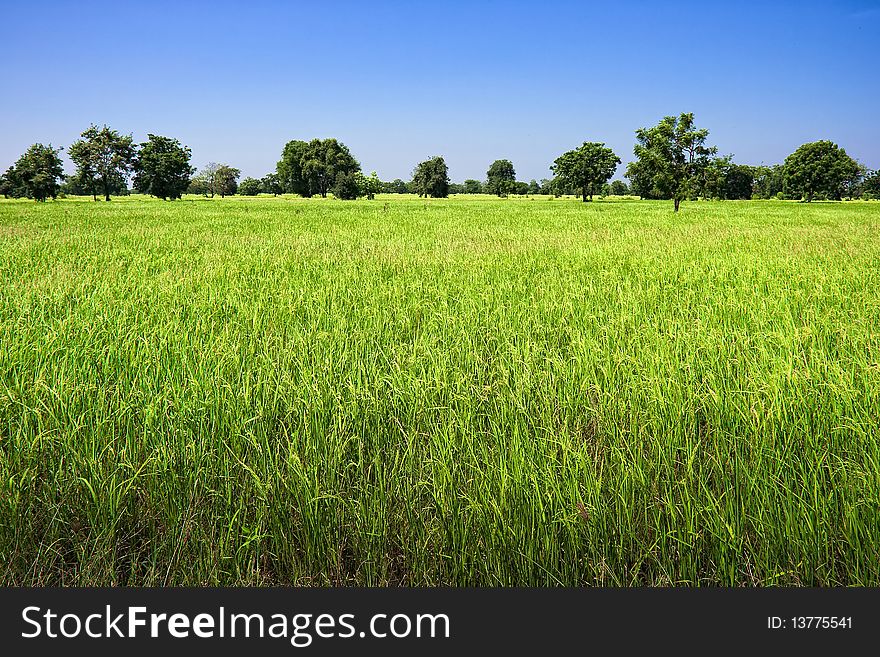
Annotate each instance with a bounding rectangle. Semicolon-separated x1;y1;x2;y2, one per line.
1;0;877;182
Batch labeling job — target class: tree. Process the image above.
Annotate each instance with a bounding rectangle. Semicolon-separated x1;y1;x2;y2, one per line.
261;173;283;196
486;159;516;197
0;166;24;198
752;164;785;199
68;124;135;201
215;164;240;197
463;179;483;194
384;178;408;194
132;134;194;200
862;169;880;200
194;162;221;197
626;113;717;212
527;179;541;195
411;156;449;198
513;181;530;195
783;140;861;202
276;138;360;197
239;177;262;196
359;171;382;199
551;142;621;202
610;180;629;195
4;144;65;201
332;171;361;200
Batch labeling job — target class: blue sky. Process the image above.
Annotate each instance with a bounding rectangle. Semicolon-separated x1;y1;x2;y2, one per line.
1;0;877;182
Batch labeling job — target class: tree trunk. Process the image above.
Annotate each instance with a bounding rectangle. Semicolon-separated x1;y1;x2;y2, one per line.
674;198;681;212
582;185;588;202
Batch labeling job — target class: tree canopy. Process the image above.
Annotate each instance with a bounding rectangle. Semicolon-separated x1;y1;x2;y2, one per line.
1;144;65;201
238;177;262;196
132;134;194;200
783;140;861;202
486;159;516;197
626;113;717;211
68;124;135;201
412;156;450;198
551;142;620;202
276;138;360;197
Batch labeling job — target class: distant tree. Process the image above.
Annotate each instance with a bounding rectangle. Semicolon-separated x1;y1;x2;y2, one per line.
538;178;553;195
261;173;283;196
359;171;382;199
192;162;221;197
384;178;409;194
332;171;360;199
783;141;861;202
626;113;717;211
68;124;135;201
238;177;262;196
132;134;194;200
0;166;24;198
610;180;629;195
527;179;541;194
862;169;880;199
4;144;65;201
186;176;209;196
486;159;516;197
276;140;309;195
722;163;754;200
551;142;621;202
513;181;530;195
277;138;360;197
448;182;465;195
463;179;483;194
752;164;785;199
412;156;449;198
215;165;240;197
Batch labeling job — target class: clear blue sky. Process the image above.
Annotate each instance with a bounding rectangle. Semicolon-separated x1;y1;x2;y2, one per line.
1;0;877;182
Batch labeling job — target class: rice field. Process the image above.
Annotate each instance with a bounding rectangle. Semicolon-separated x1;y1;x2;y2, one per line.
0;194;878;586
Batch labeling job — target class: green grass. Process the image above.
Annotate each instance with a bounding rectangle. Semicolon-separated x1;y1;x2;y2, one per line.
1;195;878;586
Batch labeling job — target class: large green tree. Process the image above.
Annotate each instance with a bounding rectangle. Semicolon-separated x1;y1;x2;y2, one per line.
3;144;65;201
132;134;194;200
276;138;360;197
68;124;135;201
626;113;717;211
486;159;516;196
551;142;621;202
412;156;449;198
215;164;240;197
463;179;483;194
782;140;861;202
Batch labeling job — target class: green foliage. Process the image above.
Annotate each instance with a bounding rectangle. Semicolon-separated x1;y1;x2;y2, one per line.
276;138;360;197
261;173;283;196
359;171;383;200
331;171;361;200
132;134;194;200
751;165;785;199
412;156;450;198
383;178;409;194
238;177;263;196
626;113;717;211
486;159;516;196
463;179;483;194
609;180;629;196
552;142;621;202
3;144;65;201
68;124;135;201
783;140;861;202
215;165;240;198
527;179;542;195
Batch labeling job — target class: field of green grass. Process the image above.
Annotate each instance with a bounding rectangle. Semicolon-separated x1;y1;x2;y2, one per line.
1;195;878;586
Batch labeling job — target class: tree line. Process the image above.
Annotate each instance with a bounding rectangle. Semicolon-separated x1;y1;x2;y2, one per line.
2;115;878;211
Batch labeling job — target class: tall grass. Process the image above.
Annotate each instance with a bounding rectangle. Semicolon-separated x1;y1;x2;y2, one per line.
0;195;878;585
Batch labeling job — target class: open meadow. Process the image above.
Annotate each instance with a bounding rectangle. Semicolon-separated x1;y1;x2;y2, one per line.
0;195;878;586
